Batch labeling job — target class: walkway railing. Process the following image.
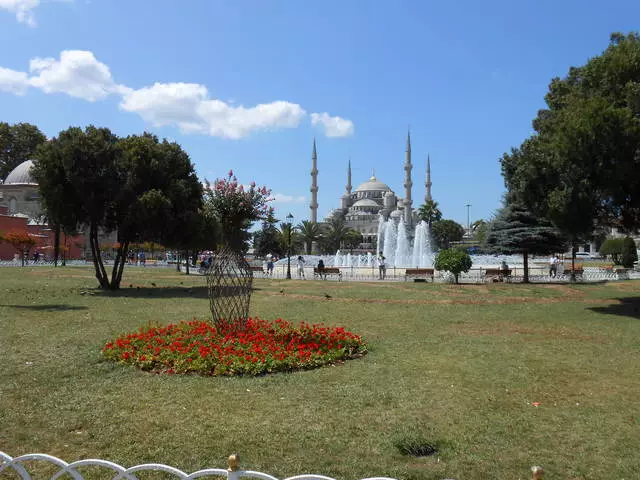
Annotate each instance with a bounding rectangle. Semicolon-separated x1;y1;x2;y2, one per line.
0;452;545;480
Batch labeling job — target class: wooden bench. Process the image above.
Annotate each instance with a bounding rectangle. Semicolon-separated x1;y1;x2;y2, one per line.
313;267;342;280
483;268;512;283
249;266;266;276
404;268;435;282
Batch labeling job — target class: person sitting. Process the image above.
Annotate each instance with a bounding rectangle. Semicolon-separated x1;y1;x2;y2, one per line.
317;259;326;280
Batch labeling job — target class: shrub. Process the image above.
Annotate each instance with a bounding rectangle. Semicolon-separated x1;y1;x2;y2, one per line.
102;317;367;376
599;237;625;264
621;237;638;268
434;248;472;284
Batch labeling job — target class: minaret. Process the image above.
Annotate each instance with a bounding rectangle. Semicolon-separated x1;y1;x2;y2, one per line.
403;129;413;226
425;154;432;202
310;138;319;223
346;158;352;194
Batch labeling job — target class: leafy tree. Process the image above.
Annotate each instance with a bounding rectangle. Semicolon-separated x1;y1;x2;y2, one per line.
297;220;322;254
434;248;472;284
502;33;640;256
0;122;46;180
485;202;567;283
621;237;638;268
417;200;442;226
343;229;363;252
431;219;465;250
2;230;37;266
599;237;625;264
33;128;203;289
204;171;272;254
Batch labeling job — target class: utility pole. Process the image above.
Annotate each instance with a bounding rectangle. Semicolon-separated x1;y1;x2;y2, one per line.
465;203;471;236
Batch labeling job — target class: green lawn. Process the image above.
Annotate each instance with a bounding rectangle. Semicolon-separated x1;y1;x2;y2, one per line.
1;267;639;479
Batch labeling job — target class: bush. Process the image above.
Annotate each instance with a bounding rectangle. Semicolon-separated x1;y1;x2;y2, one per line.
599;237;625;264
102;318;367;376
621;237;638;268
434;248;472;284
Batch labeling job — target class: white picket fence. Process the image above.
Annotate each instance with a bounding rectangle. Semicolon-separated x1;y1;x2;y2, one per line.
0;452;545;480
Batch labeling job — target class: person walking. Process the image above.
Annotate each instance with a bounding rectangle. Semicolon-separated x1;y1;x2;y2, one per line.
317;259;326;280
378;252;386;280
297;255;306;279
266;254;274;276
549;254;558;277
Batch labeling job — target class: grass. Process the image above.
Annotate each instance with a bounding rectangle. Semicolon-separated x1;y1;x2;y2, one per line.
1;267;639;479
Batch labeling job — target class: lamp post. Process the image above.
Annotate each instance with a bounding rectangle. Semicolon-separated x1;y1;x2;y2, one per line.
286;213;294;280
465;203;472;236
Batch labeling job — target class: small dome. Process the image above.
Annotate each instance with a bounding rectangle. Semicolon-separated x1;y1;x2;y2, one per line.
4;160;36;185
355;175;392;192
352;199;379;208
390;209;403;218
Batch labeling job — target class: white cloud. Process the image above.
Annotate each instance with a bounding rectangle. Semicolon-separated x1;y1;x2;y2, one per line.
0;0;39;27
0;49;354;139
120;82;306;139
272;193;306;203
0;66;29;95
311;112;355;137
28;50;125;101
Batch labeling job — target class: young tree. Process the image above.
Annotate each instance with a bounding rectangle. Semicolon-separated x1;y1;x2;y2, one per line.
434;248;472;284
485;202;567;283
343;229;363;253
0;122;46;180
323;217;351;253
2;230;37;266
203;171;272;253
431;219;465;250
417;200;442;226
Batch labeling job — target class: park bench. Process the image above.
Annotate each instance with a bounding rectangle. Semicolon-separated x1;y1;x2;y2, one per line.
313;267;342;280
249;266;266;276
483;268;512;283
404;268;435;282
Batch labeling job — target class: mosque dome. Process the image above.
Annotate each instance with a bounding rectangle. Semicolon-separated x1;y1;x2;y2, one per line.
352;199;379;208
355;175;391;192
390;209;403;219
4;160;37;185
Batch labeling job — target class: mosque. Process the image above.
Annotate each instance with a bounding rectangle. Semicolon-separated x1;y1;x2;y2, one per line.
310;131;432;248
0;160;85;260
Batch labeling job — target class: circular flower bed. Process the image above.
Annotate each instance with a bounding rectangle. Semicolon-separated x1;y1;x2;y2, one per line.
102;317;366;376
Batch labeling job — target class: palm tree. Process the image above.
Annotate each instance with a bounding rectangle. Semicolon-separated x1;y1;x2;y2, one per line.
325;217;351;252
297;220;322;254
417;200;442;226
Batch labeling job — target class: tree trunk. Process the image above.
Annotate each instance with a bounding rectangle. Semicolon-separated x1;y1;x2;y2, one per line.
523;250;530;283
89;223;110;289
185;251;190;275
454;273;459;284
54;224;61;267
110;239;129;289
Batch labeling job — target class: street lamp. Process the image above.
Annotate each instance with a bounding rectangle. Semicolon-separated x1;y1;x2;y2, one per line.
286;213;294;280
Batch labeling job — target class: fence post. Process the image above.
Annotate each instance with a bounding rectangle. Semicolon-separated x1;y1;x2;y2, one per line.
228;453;241;480
531;466;543;479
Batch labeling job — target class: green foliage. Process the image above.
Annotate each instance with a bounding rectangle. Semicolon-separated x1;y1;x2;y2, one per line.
253;211;284;258
343;229;363;251
33;128;203;289
319;216;351;253
471;219;489;243
297;220;322;254
203;171;272;254
0;122;46;180
431;219;465;250
599;237;625;264
621;237;638;268
433;248;472;284
417;200;442;225
502;33;640;239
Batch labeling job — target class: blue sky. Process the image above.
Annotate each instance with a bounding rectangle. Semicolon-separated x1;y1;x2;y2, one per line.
1;0;639;227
